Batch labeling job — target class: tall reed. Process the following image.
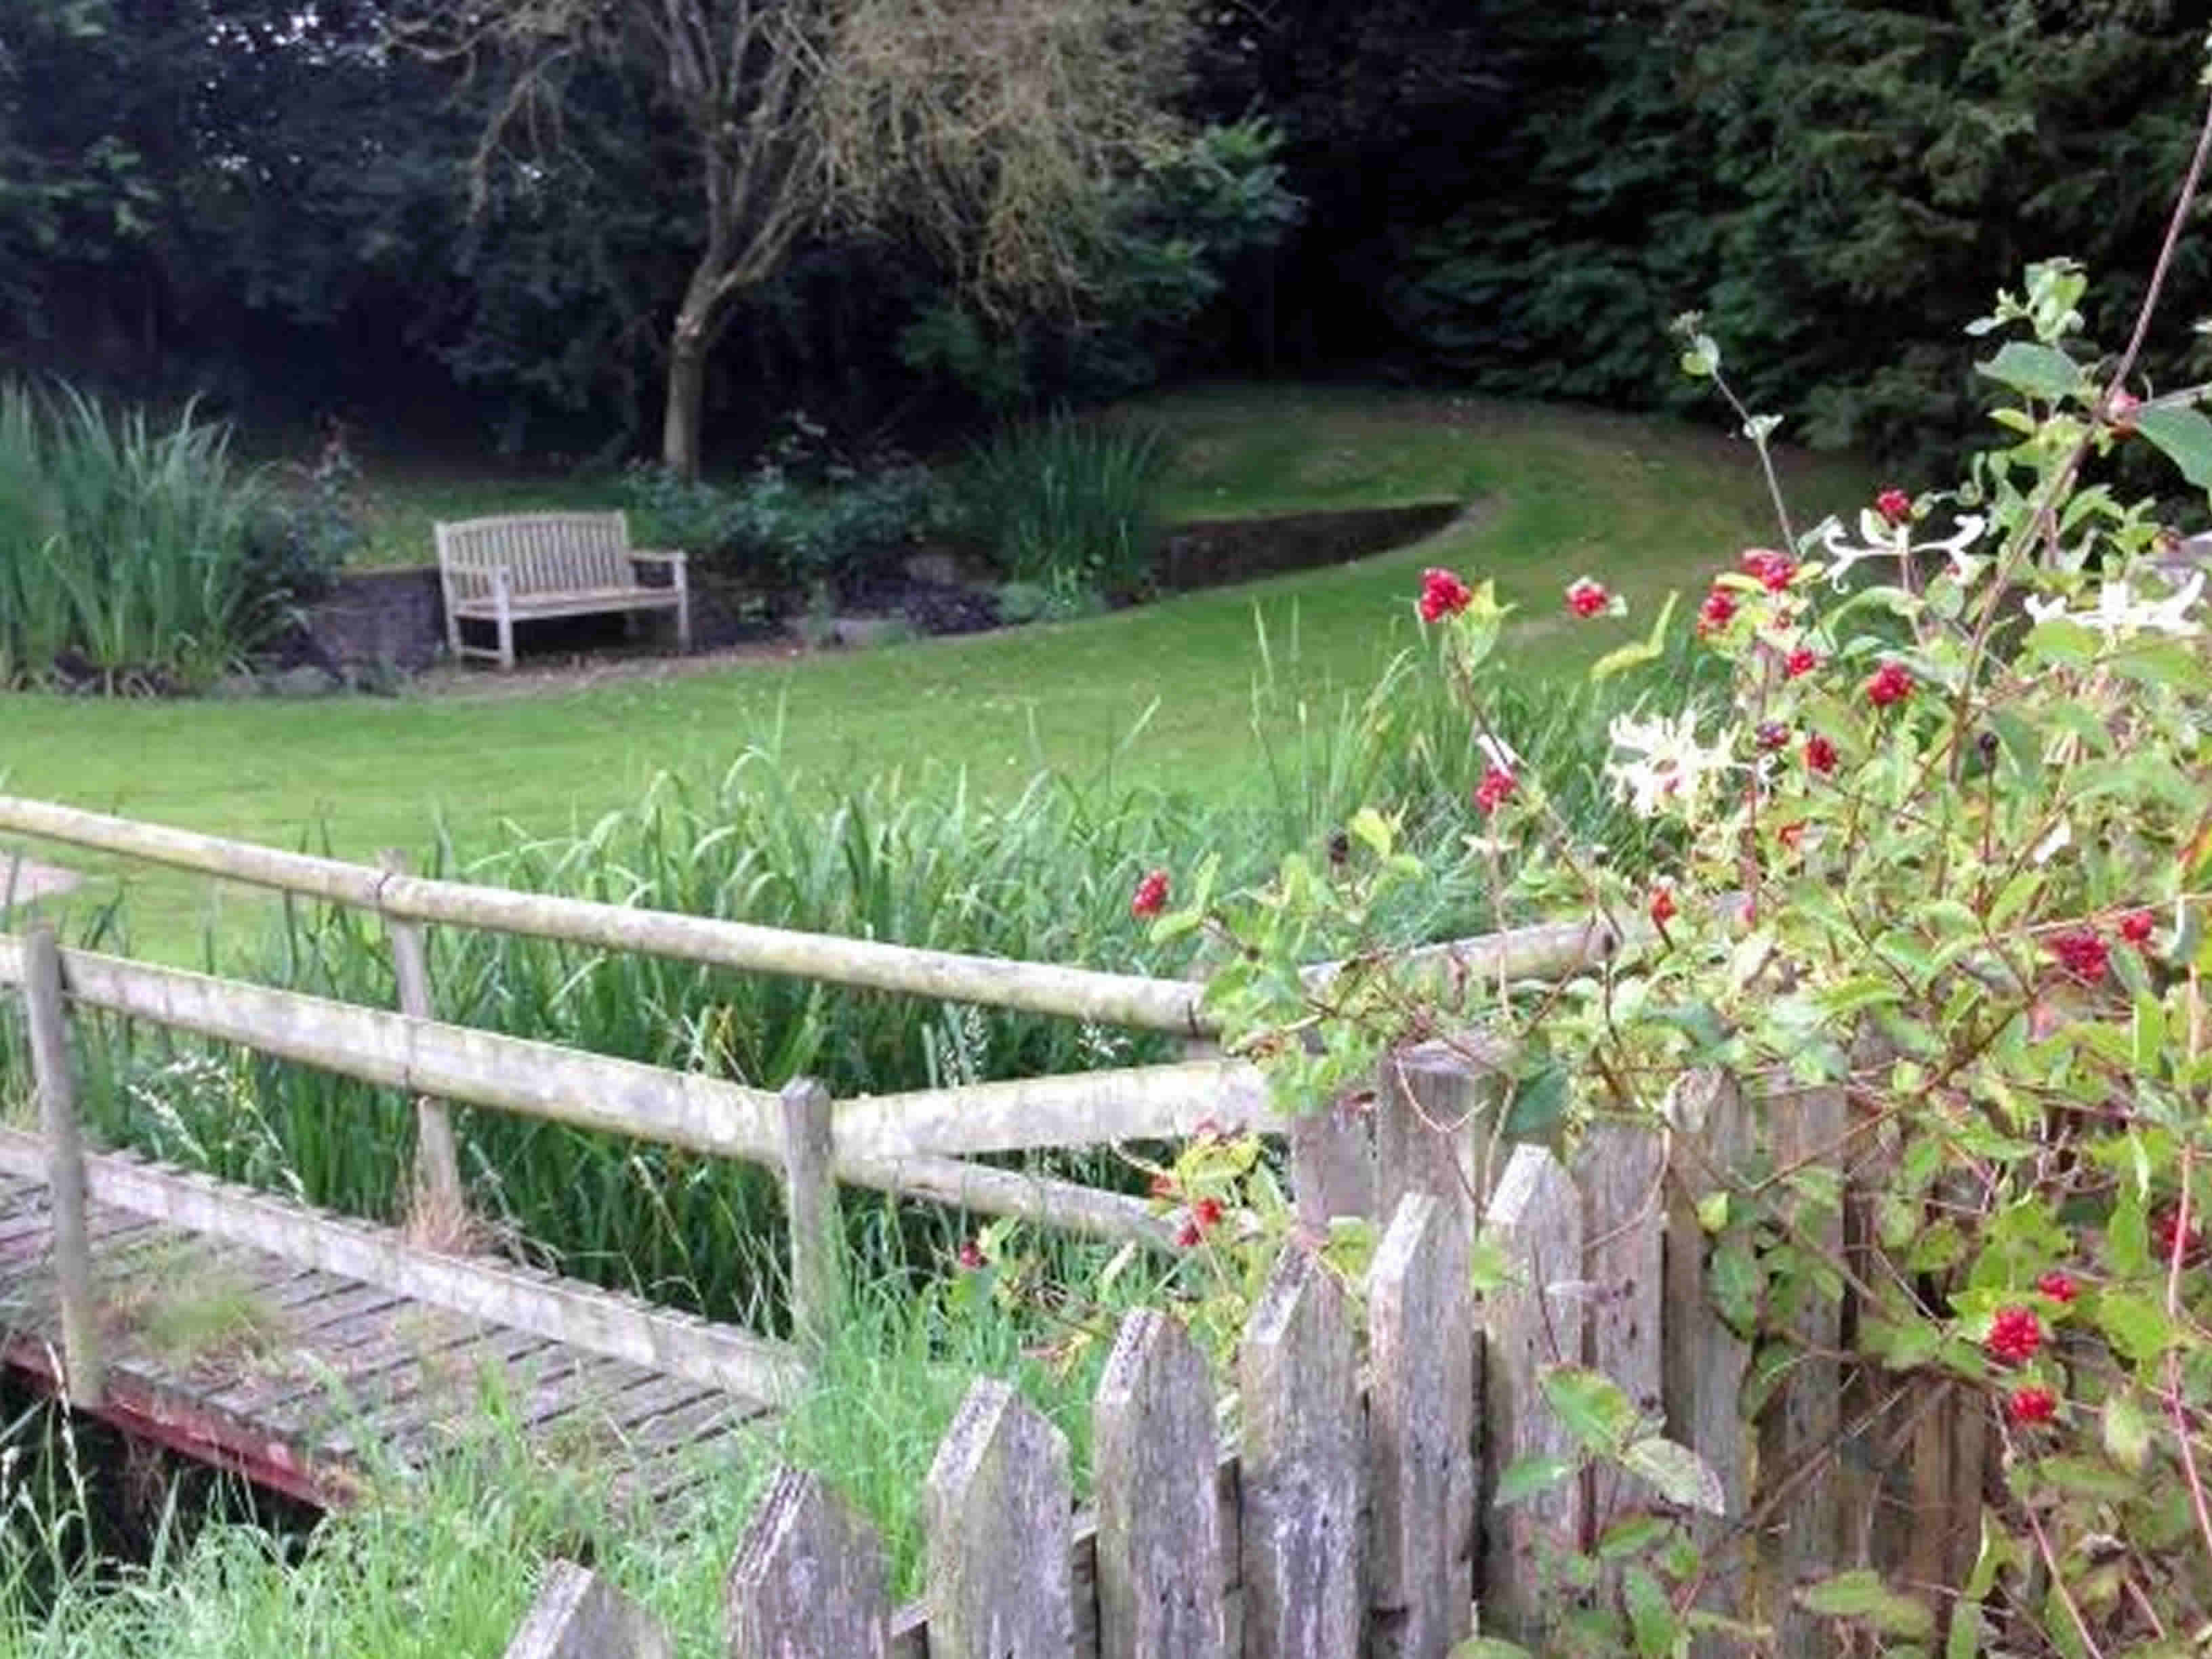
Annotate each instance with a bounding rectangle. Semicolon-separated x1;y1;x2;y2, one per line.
0;382;272;691
961;412;1168;598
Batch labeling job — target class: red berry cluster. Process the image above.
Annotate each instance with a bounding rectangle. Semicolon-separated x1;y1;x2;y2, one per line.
1176;1195;1227;1249
1649;886;1677;927
1784;647;1820;680
1473;766;1517;815
2152;1206;2203;1265
2047;928;2109;983
2119;909;2156;947
1697;588;1738;634
1875;488;1912;527
1565;577;1610;617
1865;661;1914;708
1986;1305;2044;1366
2005;1386;2057;1427
1804;734;1838;775
1419;567;1473;623
2036;1270;2078;1303
1740;548;1795;592
1130;868;1171;918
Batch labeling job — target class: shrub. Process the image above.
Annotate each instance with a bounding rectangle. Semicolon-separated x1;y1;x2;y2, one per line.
957;413;1166;601
239;421;363;605
0;381;279;692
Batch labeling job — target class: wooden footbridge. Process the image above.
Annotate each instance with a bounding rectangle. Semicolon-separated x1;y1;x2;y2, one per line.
0;794;1605;1521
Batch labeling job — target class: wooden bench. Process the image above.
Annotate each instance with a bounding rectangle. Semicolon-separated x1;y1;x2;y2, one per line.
434;512;690;670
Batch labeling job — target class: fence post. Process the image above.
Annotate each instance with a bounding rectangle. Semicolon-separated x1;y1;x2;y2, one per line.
726;1467;890;1658
1094;1309;1227;1659
22;924;102;1410
1241;1245;1364;1659
1368;1192;1475;1659
503;1561;670;1659
924;1378;1076;1658
1479;1143;1584;1643
1288;1090;1374;1235
380;848;466;1240
1375;1039;1502;1244
1661;1069;1754;1659
777;1076;840;1353
1576;1122;1666;1540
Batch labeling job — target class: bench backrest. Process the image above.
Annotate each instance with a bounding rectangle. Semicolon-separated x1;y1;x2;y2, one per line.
434;512;634;600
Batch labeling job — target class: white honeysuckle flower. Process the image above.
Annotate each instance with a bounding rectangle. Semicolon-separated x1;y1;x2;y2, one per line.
1476;732;1522;772
2030;818;2071;866
2022;571;2204;643
1823;512;1990;590
1605;710;1736;819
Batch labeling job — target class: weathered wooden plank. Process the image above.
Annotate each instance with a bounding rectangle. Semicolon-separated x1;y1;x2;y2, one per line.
1480;1143;1584;1643
1241;1246;1363;1659
1369;1193;1475;1659
0;941;786;1165
834;1061;1281;1159
1374;1040;1503;1239
381;848;466;1235
1765;1083;1846;1659
1661;1070;1755;1659
504;1561;670;1659
1577;1122;1666;1534
22;926;102;1407
0;809;1211;1034
1094;1310;1225;1659
924;1377;1076;1659
1289;1092;1374;1231
0;1132;805;1403
840;1149;1174;1248
779;1077;841;1352
727;1467;891;1659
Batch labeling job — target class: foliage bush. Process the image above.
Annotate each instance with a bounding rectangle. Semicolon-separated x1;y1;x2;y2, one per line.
1154;119;2212;1647
0;382;287;692
958;413;1168;601
620;419;948;601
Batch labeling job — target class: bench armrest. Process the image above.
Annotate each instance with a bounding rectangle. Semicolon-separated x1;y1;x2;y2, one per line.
628;548;686;565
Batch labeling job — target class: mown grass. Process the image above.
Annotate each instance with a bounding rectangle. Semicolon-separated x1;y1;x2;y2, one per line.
1;389;1867;961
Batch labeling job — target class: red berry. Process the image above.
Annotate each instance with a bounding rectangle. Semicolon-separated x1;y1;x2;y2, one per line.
1147;1174;1176;1200
1865;661;1914;708
956;1240;985;1271
1130;868;1170;918
1473;766;1517;815
1986;1305;2044;1366
2047;928;2109;983
1697;588;1738;634
1876;488;1912;527
1175;1219;1204;1249
1418;567;1473;623
1777;820;1806;851
2005;1386;2057;1427
2036;1271;2077;1304
1804;734;1838;775
2119;909;2156;947
2108;389;2142;433
2152;1206;2203;1265
1191;1196;1225;1233
1649;886;1677;927
1565;577;1610;618
1784;647;1820;679
1740;549;1795;592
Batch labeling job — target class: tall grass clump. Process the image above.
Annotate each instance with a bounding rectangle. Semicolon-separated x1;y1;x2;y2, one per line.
960;411;1167;601
0;382;274;693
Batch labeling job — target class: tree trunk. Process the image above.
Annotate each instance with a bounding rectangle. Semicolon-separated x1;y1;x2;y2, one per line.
661;325;710;482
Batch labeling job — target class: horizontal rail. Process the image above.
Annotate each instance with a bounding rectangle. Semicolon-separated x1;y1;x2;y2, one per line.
0;936;1173;1246
0;1130;810;1403
836;1060;1283;1160
0;796;1209;1034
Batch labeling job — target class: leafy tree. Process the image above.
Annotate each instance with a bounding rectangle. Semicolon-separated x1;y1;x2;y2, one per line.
398;0;1198;478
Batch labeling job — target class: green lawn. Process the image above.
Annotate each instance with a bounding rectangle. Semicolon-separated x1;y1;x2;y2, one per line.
3;388;1870;956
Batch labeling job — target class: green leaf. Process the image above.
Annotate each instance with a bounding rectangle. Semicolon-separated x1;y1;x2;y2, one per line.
2103;1391;2152;1474
2095;1291;2177;1364
1977;341;2087;403
1494;1452;1580;1508
1347;806;1394;859
1623;1566;1680;1659
2034;1455;2138;1502
1504;1064;1571;1137
1797;1570;1935;1639
1590;592;1679;684
2135;403;2212;490
1945;1604;1984;1659
1541;1365;1642;1454
1596;1514;1675;1560
1621;1435;1727;1515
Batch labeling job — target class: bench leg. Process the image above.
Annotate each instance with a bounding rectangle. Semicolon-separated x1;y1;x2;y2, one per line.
494;575;516;671
675;569;691;655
